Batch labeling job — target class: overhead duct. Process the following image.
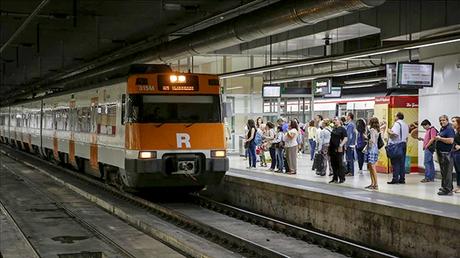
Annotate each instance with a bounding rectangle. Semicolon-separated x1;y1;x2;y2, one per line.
155;0;386;60
25;0;385;96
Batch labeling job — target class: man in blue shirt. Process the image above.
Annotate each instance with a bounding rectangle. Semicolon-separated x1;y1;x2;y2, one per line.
345;113;357;176
435;115;455;195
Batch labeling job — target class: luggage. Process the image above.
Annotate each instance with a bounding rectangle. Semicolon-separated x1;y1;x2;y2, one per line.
313;153;324;174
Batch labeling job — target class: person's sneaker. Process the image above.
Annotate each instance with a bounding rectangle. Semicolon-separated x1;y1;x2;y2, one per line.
372;185;379;190
454;187;460;193
246;166;252;169
398;181;405;184
387;180;399;184
420;178;429;183
437;191;453;196
329;180;337;184
365;185;373;189
358;170;363;175
345;173;353;177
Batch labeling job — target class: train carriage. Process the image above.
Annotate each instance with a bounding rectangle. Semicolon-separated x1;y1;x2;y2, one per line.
0;64;229;192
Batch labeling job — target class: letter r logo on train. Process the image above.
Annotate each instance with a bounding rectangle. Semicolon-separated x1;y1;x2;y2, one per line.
176;133;191;149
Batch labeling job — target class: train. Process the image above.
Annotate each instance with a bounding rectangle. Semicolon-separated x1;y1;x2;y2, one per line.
0;64;229;192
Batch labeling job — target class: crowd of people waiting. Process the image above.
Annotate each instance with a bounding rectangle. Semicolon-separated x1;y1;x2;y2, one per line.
243;113;460;195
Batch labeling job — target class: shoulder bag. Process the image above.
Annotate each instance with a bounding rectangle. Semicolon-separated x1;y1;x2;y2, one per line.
385;122;404;159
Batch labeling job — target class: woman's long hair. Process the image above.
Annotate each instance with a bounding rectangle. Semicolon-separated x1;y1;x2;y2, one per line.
369;117;380;131
247;119;256;129
290;120;299;131
356;118;366;133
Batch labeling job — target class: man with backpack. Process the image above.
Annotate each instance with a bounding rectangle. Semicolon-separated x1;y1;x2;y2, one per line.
418;119;438;183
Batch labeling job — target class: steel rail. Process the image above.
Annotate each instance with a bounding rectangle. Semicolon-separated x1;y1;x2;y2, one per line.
191;195;399;258
0;161;138;258
0;146;288;258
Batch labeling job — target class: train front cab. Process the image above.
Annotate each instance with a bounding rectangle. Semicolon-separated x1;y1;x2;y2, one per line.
120;73;229;189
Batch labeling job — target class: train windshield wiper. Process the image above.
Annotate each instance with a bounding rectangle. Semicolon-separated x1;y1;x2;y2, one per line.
155;122;166;128
185;122;196;128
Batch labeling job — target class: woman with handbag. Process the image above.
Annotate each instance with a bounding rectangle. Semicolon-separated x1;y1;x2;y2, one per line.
244;119;257;169
273;125;285;173
264;122;277;171
284;120;299;175
365;117;381;190
356;118;368;174
418;119;438;182
316;120;332;176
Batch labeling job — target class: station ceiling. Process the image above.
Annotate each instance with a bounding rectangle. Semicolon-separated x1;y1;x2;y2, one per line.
0;0;273;99
1;0;460;102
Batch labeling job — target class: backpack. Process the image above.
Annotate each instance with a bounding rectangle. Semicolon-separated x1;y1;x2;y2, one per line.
254;131;263;145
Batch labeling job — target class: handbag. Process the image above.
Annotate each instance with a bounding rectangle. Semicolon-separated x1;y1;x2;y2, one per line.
385;122;403;158
244;141;249;149
377;133;384;149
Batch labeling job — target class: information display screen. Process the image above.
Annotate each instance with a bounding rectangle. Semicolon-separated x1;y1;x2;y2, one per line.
323;86;342;98
262;85;281;98
397;62;434;87
313;78;331;96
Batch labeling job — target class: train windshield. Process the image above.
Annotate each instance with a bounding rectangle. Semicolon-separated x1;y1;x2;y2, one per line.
128;95;221;123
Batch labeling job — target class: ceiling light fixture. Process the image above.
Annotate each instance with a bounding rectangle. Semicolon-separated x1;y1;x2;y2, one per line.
219;73;246;79
403;38;460;49
226;86;243;90
344;76;386;85
284;59;333;68
337;49;399;61
342;83;379;89
246;67;283;75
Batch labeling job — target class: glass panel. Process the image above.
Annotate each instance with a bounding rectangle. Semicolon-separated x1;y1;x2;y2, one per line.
128;95;221;123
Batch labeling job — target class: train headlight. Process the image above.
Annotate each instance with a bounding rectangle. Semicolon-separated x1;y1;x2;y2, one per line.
170;75;178;83
139;151;157;159
178;75;186;83
211;150;226;158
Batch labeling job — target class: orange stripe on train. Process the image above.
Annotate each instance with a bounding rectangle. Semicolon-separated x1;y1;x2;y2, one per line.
125;123;226;150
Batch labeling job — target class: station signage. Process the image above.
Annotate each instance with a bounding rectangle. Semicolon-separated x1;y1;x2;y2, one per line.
313;78;332;96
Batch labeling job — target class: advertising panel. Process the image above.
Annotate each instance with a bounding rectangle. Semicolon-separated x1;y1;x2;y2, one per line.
374;96;419;173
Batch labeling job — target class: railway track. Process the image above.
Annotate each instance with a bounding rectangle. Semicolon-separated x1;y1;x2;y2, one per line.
0;145;398;258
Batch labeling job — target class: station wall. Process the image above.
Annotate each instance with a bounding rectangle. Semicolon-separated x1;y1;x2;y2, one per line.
418;43;460;170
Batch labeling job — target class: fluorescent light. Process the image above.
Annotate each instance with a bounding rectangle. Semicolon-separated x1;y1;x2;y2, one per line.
284;59;333;68
344;77;386;85
226;86;243;90
342;83;378;89
403;38;460;49
247;67;283;75
219;73;246;79
338;49;399;61
333;68;381;77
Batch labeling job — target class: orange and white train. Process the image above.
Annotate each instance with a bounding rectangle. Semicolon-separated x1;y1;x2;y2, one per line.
0;64;229;191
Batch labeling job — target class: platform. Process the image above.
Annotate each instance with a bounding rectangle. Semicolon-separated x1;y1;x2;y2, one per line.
202;154;460;258
228;154;460;206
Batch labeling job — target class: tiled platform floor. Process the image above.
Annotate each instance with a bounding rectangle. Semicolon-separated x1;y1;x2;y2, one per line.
229;154;460;206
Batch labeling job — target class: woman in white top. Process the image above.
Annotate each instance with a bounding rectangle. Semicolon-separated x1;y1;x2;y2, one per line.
284;120;299;174
307;120;317;161
365;117;381;190
316;119;332;176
